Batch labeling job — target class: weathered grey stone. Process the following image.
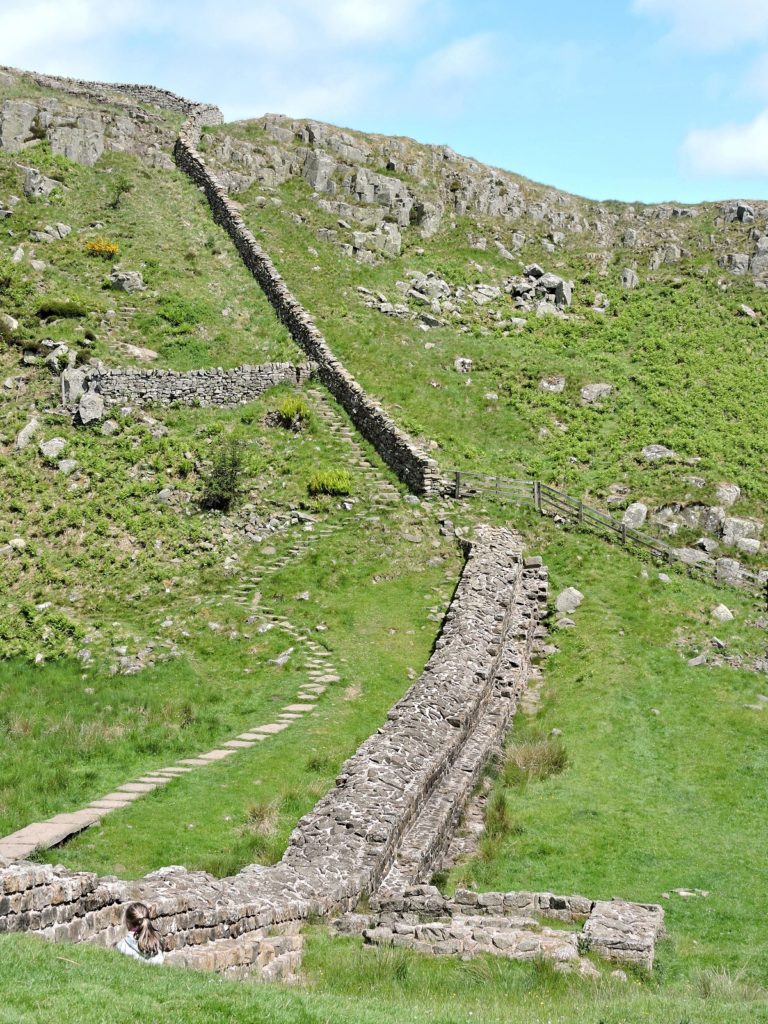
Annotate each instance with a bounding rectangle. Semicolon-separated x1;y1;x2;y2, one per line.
715;482;740;507
13;417;39;450
555;587;583;614
20;165;61;198
60;367;87;408
722;253;750;275
711;604;734;623
580;383;613;404
77;392;104;424
722;516;762;547
620;268;639;289
622;502;647;529
641;444;677;462
109;269;145;293
0;312;19;335
539;375;565;394
38;437;66;460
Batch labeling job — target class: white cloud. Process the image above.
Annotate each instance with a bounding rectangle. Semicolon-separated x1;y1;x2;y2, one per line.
417;32;496;86
0;0;151;70
633;0;768;52
682;108;768;174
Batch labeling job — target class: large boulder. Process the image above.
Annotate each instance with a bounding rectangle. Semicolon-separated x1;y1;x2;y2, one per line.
20;165;61;198
722;516;762;548
642;444;677;462
621;268;640;289
109;269;145;293
715;482;740;507
60;366;88;408
555;587;584;614
623;502;648;529
581;383;613;404
39;437;66;460
13;417;39;450
77;391;105;424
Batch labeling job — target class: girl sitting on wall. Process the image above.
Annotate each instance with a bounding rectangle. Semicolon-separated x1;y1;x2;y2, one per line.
115;902;164;964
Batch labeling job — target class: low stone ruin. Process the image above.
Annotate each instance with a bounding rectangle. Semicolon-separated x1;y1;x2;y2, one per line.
336;885;665;974
61;362;315;415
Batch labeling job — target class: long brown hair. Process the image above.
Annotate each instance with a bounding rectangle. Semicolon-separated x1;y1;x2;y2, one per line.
124;901;162;957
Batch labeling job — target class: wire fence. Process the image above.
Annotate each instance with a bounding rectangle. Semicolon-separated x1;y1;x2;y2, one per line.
449;470;767;601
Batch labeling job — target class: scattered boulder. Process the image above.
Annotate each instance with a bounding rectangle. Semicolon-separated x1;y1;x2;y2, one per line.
642;444;677;462
14;417;39;450
20;165;61;198
39;437;66;460
715;482;740;507
30;223;71;242
60;366;88;408
101;419;118;436
122;343;158;361
539;375;566;394
712;604;734;623
722;253;750;275
109;269;145;293
722;515;762;548
715;557;741;585
454;357;473;373
620;268;640;289
738;304;757;319
77;391;105;424
622;502;648;529
555;587;584;614
580;382;613;404
0;312;19;335
57;459;78;475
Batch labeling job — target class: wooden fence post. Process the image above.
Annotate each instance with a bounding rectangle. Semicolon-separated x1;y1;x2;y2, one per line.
578;500;584;523
534;480;542;513
454;471;461;499
621;523;627;544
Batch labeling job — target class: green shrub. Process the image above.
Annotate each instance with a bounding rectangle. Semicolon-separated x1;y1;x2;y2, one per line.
85;237;119;259
199;438;244;511
275;395;312;431
307;468;352;496
108;173;132;210
36;299;88;320
156;295;210;330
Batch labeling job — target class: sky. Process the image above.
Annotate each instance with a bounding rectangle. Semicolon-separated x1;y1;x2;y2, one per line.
1;0;768;203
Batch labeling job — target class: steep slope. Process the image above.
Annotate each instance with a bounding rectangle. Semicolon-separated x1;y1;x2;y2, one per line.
200;113;768;569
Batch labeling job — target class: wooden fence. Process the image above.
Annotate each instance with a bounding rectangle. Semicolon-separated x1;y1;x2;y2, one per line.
450;470;767;599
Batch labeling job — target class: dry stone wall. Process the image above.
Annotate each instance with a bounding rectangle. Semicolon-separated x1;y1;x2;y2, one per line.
77;362;314;409
1;66;223;124
0;528;543;965
174;112;444;495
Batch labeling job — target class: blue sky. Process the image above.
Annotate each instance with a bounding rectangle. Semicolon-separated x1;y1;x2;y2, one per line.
2;0;768;202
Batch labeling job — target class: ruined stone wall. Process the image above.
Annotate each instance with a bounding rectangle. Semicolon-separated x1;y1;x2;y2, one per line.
1;66;223;124
0;528;542;964
174;112;444;495
84;362;314;408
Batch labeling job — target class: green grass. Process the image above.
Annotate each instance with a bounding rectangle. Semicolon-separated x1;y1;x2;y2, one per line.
2;930;768;1024
51;516;460;877
224;159;768;528
443;508;768;990
0;136;294;371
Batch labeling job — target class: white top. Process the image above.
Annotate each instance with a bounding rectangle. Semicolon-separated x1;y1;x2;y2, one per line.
115;932;165;965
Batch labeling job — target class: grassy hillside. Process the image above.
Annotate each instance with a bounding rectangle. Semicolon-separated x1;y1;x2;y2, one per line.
204;120;768;533
1;73;768;1024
